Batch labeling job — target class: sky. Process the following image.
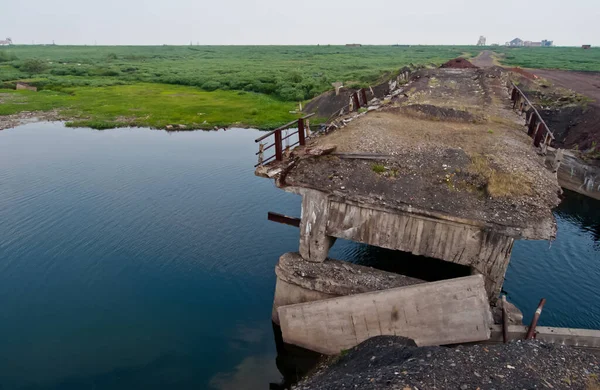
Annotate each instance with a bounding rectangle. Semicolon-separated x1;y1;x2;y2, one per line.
1;0;599;46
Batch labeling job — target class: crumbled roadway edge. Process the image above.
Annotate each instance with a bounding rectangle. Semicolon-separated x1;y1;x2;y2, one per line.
293;336;600;390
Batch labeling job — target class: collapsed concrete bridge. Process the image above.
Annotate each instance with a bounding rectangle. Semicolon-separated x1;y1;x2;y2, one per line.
256;63;563;352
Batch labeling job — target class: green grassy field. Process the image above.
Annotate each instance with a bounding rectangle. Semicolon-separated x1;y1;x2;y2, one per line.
494;46;600;71
0;84;296;129
0;45;477;129
0;45;598;129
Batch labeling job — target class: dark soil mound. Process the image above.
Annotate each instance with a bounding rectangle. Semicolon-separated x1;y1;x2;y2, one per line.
295;336;600;390
303;89;355;120
556;105;600;151
440;58;478;69
398;104;483;123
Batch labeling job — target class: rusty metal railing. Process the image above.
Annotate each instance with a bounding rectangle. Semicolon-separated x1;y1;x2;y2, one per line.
509;82;555;153
254;113;315;167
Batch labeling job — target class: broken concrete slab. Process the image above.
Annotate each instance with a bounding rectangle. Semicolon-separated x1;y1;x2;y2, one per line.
272;252;425;323
278;274;492;355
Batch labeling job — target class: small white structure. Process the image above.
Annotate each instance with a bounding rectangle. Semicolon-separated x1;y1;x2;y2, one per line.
0;37;13;46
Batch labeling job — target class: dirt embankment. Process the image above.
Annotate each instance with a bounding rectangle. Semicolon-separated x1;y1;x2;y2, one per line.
294;336;600;390
304;67;415;119
440;58;478;69
525;69;600;152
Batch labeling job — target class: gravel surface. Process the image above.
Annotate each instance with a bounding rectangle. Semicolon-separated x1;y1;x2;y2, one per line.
276;252;424;296
295;336;600;390
282;67;561;239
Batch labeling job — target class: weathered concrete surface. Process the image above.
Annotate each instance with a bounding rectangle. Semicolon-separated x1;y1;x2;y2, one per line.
299;189;337;262
278;275;492;355
272;252;425;323
548;148;600;200
488;325;600;351
491;298;524;325
258;65;561;302
281;67;561;240
294;188;513;297
293;336;600;390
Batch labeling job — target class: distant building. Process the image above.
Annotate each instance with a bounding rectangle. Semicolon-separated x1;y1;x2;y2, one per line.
582;45;591;49
346;43;362;47
477;36;486;46
524;41;542;47
508;38;552;47
0;37;12;46
507;38;524;47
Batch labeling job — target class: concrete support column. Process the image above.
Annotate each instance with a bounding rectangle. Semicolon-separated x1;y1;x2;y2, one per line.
469;233;514;300
299;189;336;262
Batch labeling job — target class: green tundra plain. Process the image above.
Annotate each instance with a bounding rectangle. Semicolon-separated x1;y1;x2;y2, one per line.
0;45;598;129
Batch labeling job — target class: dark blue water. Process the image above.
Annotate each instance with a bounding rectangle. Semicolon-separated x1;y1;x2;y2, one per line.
0;123;598;389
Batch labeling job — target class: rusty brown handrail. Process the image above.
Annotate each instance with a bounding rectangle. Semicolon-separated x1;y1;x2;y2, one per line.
254;113;315;167
254;113;315;143
509;82;555;151
525;298;546;340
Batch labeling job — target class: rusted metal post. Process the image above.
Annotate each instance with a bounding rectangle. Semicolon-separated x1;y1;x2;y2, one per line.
525;111;531;125
528;115;538;137
274;129;283;161
533;123;544;147
360;88;368;107
298;118;305;146
526;298;547;340
268;212;301;227
352;92;360;110
513;94;520;109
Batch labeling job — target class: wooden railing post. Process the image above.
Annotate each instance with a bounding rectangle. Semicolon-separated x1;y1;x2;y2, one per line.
298;118;305;146
352;92;360;111
274;129;283;161
528;115;538;137
533;123;544;147
360;88;368;107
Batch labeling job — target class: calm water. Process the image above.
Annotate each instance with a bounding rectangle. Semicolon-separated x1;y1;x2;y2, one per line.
0;122;598;389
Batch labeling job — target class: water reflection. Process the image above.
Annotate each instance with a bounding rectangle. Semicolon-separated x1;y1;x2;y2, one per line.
209;354;281;390
555;189;600;245
0;123;597;390
270;323;321;390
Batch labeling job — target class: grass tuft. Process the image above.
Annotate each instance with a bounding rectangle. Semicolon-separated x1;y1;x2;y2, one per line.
372;164;386;174
469;154;532;198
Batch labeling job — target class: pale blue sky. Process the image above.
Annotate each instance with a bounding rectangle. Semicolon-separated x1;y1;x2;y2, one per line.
2;0;598;46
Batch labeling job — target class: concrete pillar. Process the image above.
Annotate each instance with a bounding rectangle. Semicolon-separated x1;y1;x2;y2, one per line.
469;232;514;299
299;189;336;262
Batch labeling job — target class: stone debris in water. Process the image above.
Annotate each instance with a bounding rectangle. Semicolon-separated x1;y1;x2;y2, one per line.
294;336;600;390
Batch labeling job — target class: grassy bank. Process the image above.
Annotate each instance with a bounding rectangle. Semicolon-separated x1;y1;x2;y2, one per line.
0;45;478;129
0;84;297;129
0;45;478;100
2;45;597;130
493;47;600;71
